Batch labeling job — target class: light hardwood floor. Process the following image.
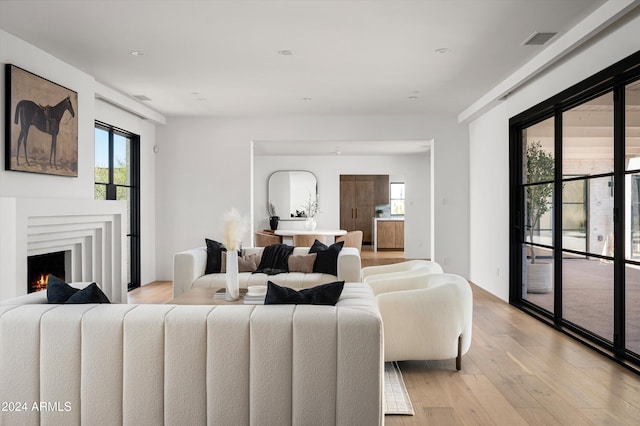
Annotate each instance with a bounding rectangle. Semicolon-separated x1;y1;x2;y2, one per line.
128;249;640;425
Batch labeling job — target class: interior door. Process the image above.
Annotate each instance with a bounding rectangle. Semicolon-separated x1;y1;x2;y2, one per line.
355;178;375;243
340;176;356;231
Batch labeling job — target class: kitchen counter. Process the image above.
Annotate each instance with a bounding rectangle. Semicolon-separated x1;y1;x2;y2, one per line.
372;217;405;251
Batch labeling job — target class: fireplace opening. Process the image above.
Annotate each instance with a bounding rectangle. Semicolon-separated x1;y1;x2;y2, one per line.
27;251;68;293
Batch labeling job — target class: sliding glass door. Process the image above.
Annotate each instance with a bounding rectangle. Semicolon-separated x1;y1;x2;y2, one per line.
510;50;640;367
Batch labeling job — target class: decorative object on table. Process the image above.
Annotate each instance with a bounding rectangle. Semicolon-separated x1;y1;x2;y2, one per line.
5;64;78;177
244;285;267;305
267;202;279;230
301;193;321;230
524;140;554;294
222;207;248;301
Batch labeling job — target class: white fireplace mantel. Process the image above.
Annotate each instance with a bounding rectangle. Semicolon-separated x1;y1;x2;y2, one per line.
0;197;127;303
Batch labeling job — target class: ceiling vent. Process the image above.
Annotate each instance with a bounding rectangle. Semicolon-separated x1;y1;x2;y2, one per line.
522;32;557;46
132;94;151;101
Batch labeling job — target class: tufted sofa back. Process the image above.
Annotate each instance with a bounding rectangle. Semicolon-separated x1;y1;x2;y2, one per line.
0;284;382;425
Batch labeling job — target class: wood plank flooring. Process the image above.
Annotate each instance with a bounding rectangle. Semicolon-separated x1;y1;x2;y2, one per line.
128;248;640;425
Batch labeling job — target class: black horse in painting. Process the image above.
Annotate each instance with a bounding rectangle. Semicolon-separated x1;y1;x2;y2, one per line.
14;96;75;168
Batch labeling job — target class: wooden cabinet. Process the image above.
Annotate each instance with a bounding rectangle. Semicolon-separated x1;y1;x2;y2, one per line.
377;220;404;250
340;175;388;244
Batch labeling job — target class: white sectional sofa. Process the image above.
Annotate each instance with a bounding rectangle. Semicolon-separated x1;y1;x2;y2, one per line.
173;246;362;298
0;283;383;425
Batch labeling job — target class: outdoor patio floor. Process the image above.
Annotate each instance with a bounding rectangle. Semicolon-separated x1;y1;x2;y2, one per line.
524;257;640;355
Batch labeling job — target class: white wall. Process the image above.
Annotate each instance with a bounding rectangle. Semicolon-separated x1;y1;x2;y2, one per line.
469;102;510;300
468;10;640;301
253;153;431;259
155;115;468;280
0;29;159;291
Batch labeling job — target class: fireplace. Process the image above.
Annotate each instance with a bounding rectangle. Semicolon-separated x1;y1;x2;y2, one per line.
27;251;69;293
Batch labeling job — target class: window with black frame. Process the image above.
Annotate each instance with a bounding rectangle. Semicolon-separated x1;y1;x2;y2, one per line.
95;122;141;290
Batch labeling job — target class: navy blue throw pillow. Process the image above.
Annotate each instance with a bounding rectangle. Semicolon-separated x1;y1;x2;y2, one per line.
65;283;111;304
46;275;110;304
47;274;78;303
264;281;344;306
308;240;344;276
205;238;227;274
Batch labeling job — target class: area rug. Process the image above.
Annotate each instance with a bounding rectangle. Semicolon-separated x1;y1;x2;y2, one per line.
384;361;414;416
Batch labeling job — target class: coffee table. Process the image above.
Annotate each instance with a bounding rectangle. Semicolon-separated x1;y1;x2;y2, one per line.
168;287;250;305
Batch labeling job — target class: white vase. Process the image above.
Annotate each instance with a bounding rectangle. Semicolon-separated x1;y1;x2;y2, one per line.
225;250;240;301
304;217;317;231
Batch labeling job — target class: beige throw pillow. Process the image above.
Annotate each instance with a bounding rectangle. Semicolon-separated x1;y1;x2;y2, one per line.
288;253;317;273
221;252;258;273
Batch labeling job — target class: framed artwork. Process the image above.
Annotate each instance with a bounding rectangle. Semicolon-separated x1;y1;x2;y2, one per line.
5;64;78;177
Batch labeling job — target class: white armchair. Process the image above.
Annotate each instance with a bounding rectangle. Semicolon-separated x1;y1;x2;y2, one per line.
361;260;443;295
374;273;473;370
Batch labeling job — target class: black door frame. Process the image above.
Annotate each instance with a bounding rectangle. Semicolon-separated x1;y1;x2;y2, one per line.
95;121;141;291
509;49;640;371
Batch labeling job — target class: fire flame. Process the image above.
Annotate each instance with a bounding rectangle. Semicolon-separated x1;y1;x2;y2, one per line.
33;274;49;292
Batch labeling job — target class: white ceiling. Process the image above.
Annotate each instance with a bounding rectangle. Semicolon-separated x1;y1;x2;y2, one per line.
253;139;432;156
0;0;610;119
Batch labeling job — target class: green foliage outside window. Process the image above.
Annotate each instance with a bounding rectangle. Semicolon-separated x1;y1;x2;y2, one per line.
94;160;128;200
525;140;554;263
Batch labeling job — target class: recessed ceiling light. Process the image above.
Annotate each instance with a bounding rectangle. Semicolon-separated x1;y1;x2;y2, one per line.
300;97;312;101
408;96;418;100
197;98;207;102
130;50;144;56
435;48;450;54
278;50;294;56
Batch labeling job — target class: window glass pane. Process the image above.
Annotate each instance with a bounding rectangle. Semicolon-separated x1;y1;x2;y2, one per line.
626;173;640;260
390;183;404;199
561;178;587;254
563;253;613;343
94;184;106;200
626;79;640;167
563;92;614;176
626;81;640;261
626;263;640;356
523;117;554;184
391;200;405;215
562;176;613;257
116;186;128;201
95;127;109;184
522;243;554;312
113;134;129;186
525;183;553;246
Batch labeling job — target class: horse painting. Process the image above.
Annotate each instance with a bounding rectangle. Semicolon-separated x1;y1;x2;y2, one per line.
13;96;75;169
